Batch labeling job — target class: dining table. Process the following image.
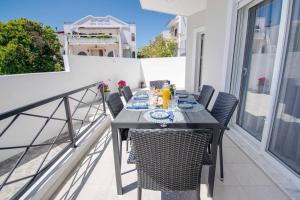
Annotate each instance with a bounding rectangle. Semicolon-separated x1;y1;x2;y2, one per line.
111;89;221;197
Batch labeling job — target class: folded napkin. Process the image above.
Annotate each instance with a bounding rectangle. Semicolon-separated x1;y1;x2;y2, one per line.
175;90;188;95
167;111;174;122
178;99;197;104
133;95;149;100
126;103;149;110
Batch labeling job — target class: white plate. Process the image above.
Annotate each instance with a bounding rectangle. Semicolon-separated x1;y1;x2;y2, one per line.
150;110;170;119
177;94;188;98
178;103;193;109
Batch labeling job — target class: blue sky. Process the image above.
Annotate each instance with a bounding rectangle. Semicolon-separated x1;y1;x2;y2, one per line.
0;0;174;49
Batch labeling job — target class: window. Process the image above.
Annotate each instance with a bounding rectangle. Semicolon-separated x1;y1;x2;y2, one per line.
268;0;300;175
78;51;87;56
174;28;178;37
107;51;114;57
131;33;135;41
236;0;282;141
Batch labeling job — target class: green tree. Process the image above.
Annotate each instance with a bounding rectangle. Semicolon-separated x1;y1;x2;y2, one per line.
0;18;63;75
138;35;177;58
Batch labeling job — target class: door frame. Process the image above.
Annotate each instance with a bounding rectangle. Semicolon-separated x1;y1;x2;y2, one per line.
229;0;300;183
192;26;206;92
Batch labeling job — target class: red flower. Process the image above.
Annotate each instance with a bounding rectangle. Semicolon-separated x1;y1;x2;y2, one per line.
117;80;126;87
98;82;110;92
258;77;269;85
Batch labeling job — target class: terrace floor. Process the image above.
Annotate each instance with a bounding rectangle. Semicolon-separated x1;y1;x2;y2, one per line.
52;127;290;200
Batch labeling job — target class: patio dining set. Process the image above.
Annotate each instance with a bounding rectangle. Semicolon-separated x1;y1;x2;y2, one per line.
105;80;238;200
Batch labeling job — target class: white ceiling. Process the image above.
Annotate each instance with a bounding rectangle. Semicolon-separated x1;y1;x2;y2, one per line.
139;0;207;16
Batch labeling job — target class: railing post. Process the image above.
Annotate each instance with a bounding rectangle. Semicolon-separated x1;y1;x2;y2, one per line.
100;86;107;115
64;96;77;148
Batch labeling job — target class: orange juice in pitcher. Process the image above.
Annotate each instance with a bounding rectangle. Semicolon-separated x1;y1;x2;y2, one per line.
162;83;170;109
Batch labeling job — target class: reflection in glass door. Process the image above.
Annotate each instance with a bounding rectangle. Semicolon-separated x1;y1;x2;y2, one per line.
237;0;282;141
268;0;300;175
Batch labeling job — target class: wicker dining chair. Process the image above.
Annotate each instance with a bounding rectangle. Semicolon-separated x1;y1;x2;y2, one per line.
121;86;133;103
149;80;170;89
197;85;215;109
204;92;238;180
130;129;212;200
106;92;129;152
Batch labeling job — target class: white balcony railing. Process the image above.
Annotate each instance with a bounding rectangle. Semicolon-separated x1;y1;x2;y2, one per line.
68;35;119;45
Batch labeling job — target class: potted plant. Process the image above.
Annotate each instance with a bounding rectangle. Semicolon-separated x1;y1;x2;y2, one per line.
117;80;126;96
98;81;110;100
257;77;269;94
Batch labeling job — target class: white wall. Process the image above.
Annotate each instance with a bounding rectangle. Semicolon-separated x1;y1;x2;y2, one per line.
185;0;232;94
140;57;186;89
0;56;185;162
185;10;206;92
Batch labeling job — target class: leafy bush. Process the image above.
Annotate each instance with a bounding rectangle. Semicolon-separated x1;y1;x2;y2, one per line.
0;18;63;75
138;36;177;58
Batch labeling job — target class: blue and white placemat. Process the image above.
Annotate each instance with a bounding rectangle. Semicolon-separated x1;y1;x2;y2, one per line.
143;109;185;124
176;103;204;112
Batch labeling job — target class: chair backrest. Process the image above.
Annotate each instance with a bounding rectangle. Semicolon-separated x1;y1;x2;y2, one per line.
197;85;215;109
106;92;123;118
121;86;133;102
149;80;170;89
211;92;239;127
130;129;211;191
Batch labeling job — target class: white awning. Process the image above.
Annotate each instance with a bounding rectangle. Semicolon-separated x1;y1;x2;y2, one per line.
139;0;206;16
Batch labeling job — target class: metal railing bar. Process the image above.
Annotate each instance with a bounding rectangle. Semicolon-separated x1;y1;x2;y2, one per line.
28;99;64;147
64;97;76;148
11;114;106;199
20;113;67;122
0;99;64;190
0;83;98;120
3;174;35;186
74;93;99;136
87;88;98;95
20;112;86;123
0;114;20;138
0;140;70;150
0;148;28;190
67;96;100;110
10;141;74;200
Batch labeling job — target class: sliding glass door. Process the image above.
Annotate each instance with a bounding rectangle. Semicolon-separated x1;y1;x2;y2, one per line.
237;0;282;141
268;0;300;175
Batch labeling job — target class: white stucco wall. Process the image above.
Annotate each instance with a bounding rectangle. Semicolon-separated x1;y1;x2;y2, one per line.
185;10;206;92
140;57;186;89
0;56;185;162
185;0;232;95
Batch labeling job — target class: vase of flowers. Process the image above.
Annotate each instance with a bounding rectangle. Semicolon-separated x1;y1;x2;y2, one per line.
98;81;110;100
117;80;126;96
257;77;269;94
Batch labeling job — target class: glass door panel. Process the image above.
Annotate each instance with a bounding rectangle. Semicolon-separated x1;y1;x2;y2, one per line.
237;0;282;141
268;0;300;175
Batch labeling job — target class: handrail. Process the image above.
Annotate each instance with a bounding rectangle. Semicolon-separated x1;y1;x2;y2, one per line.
0;82;106;200
0;83;98;120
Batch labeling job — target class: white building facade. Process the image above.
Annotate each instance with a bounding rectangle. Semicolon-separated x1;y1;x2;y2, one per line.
168;15;187;56
63;15;136;58
161;15;187;56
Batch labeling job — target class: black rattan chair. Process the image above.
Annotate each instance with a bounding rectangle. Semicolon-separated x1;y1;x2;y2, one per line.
149;80;170;89
106;93;129;151
204;92;238;180
121;86;133;103
130;129;212;200
197;85;215;109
